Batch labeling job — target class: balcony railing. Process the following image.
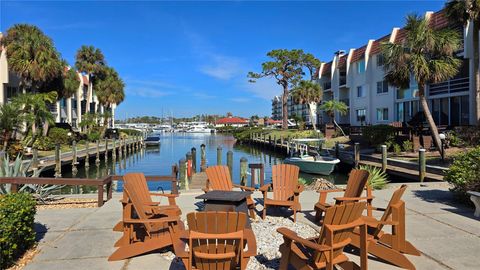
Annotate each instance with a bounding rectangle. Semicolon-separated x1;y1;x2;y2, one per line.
429;77;469;96
339;76;347;86
323;81;332;90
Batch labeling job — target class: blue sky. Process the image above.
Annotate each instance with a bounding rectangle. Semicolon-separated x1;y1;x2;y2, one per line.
1;1;444;119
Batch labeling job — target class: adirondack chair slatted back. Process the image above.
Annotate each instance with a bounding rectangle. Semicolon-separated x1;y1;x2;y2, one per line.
123;173;168;234
272;164;300;201
187;212;246;270
206;166;233;191
374;184;407;236
343;169;370;199
313;202;366;264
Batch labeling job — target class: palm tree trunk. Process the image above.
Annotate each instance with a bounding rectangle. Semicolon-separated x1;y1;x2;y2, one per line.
473;22;480;126
282;85;289;130
419;85;442;155
3;131;10;151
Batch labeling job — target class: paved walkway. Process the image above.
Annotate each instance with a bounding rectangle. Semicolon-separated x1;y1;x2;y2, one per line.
25;183;480;270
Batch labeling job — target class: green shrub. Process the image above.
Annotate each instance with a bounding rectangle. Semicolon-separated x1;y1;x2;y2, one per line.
0;193;37;269
33;137;55;151
7;142;24;159
445;147;480;202
119;129;142;137
48;127;71;145
87;131;100;142
393;143;402;154
446;131;464;147
362;125;396;147
453;126;480;147
359;165;389;190
402;140;414;152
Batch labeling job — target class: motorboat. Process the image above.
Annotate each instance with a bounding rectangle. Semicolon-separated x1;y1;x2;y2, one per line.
284;138;340;175
144;136;160;146
185;122;215;133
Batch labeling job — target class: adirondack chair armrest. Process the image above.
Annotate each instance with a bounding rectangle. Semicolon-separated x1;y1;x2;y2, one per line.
376;220;399;226
371;206;386;212
123;217;180;224
334;196;374;202
232;184;256;191
144;202;162;206
259;183;271;192
149;193;178;198
202;187;210;193
277;227;330;252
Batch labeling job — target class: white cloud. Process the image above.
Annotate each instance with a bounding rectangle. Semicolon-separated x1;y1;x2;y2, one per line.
230;97;250;103
241;77;282;100
126;87;172;98
199;55;242;80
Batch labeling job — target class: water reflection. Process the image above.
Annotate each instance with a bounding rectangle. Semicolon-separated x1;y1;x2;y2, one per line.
47;133;348;192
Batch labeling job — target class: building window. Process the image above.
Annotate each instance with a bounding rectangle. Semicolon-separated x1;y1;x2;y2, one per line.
376;108;389;121
377;55;384;66
6;86;17;99
357;86;366;97
377;80;388;94
356;109;366;122
357;59;365;74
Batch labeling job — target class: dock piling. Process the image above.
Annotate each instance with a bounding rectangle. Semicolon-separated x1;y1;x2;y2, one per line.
381;145;387;172
85;141;90;168
227;151;233;178
419;148;426;183
200;144;206;172
54;144;61;178
104;139;109;163
72;141;78;176
354;142;360;168
179;158;188;190
186;152;192;180
96;140;100;165
217;146;222;165
191;147;197;173
240;157;248;186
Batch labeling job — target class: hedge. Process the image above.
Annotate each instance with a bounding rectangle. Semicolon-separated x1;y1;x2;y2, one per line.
362;125;396;147
444;147;480;203
0;193;37;269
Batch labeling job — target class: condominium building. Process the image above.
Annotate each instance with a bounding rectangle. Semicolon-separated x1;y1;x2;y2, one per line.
0;33;116;131
273;10;477;127
271;95;315;124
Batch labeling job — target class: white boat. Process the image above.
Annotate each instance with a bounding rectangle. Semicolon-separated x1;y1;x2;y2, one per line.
284;138;340;175
185;122;214;133
144;136;160;146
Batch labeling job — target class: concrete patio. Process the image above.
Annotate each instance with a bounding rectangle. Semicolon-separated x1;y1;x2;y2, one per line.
24;182;480;270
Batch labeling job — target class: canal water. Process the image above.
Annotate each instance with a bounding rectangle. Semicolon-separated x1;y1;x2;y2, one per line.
56;133;350;192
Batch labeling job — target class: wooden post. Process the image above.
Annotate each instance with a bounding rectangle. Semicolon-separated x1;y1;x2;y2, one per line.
200;144;206;172
381;145;387;172
85;141;90;168
419;148;426;183
186;152;192;180
227;150;233;178
72;141;78;176
354;142;360;168
112;138;117;160
96;140;100;165
191;147;197;173
179;158;188;190
123;137;127;155
217;146;222;165
117;138;122;160
273;135;276;150
32;147;39;170
54;144;61;178
240;157;248;186
104;139;109;163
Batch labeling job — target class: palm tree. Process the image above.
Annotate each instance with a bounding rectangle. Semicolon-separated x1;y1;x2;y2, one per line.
0;103;22;151
75;45;105;113
445;0;480;126
291;80;323;131
95;66;125;134
1;24;63;93
381;14;462;154
319;100;348;136
12;92;57;143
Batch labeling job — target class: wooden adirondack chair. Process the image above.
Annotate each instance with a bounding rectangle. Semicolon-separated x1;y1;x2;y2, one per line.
349;184;419;270
205;166;256;218
170;211;257;270
109;173;184;261
260;164;303;222
277;202;368;270
314;169;371;221
112;173;181;235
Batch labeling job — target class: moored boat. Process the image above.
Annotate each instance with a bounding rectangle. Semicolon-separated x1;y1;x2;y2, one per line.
284;138;340;175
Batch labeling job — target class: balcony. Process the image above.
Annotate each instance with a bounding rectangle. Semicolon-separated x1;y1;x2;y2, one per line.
339;76;347;86
429;77;469;96
339;98;350;107
323;81;332;90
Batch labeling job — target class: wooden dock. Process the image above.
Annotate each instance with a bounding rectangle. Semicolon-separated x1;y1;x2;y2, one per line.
248;132;446;182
